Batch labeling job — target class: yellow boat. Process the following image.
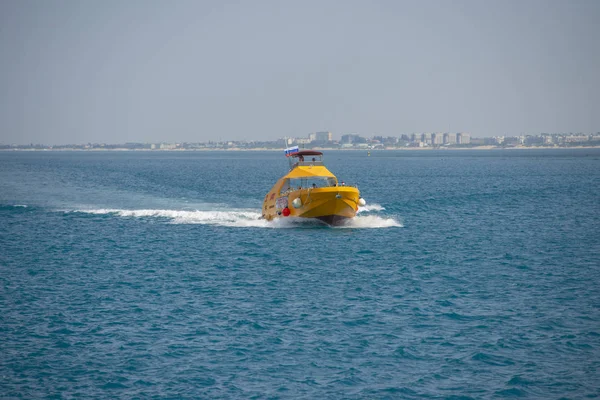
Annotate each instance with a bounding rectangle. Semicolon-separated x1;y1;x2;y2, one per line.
262;149;366;225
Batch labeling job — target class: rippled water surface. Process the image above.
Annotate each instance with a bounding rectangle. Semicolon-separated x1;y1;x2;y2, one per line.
1;150;599;398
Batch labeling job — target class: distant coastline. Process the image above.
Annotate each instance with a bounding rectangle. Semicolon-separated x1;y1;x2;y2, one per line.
4;131;599;151
2;145;600;152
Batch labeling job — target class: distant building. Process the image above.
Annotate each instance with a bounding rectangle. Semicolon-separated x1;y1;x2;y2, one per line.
443;133;456;145
491;136;505;145
309;131;332;142
457;132;470;144
504;137;521;147
431;133;443;145
524;135;544;146
564;135;588;143
341;134;360;144
421;132;431;144
341;134;365;144
384;136;398;145
354;136;368;144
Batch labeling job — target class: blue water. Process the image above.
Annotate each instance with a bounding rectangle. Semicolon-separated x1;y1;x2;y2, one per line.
1;149;599;398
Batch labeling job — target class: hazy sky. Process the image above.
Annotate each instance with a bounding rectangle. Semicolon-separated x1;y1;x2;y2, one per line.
1;0;599;144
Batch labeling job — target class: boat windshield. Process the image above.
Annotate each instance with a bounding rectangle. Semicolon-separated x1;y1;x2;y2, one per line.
280;177;337;193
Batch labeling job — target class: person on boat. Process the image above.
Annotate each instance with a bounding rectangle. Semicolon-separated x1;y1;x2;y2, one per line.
312;183;317;188
341;181;346;186
299;155;304;162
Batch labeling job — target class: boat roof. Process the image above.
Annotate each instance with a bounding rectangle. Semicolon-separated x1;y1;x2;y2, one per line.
285;165;335;179
290;150;323;157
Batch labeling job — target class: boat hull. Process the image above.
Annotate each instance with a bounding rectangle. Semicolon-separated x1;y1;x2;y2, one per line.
315;214;352;226
263;187;360;226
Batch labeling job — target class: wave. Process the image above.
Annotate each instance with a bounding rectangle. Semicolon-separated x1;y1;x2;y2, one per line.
341;214;402;228
71;207;402;229
358;203;385;213
0;204;30;211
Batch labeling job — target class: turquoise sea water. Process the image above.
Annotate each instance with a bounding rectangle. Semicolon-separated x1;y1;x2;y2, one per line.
1;149;599;398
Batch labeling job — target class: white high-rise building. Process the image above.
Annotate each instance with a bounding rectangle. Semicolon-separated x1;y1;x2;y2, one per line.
443;133;456;144
457;132;470;144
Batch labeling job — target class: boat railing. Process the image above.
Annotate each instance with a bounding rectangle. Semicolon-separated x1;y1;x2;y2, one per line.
293;160;325;168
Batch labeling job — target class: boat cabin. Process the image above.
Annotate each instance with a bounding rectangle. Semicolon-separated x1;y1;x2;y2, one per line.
279;176;338;194
264;150;340;197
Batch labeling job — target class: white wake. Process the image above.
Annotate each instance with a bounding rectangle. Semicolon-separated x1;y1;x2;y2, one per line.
72;206;402;228
75;208;269;227
357;203;385;213
340;214;402;228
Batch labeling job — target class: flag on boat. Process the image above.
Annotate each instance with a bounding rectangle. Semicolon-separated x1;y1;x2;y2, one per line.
284;146;299;157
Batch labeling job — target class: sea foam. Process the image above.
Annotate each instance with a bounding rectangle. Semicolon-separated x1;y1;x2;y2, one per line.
357;203;385;213
72;207;401;228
